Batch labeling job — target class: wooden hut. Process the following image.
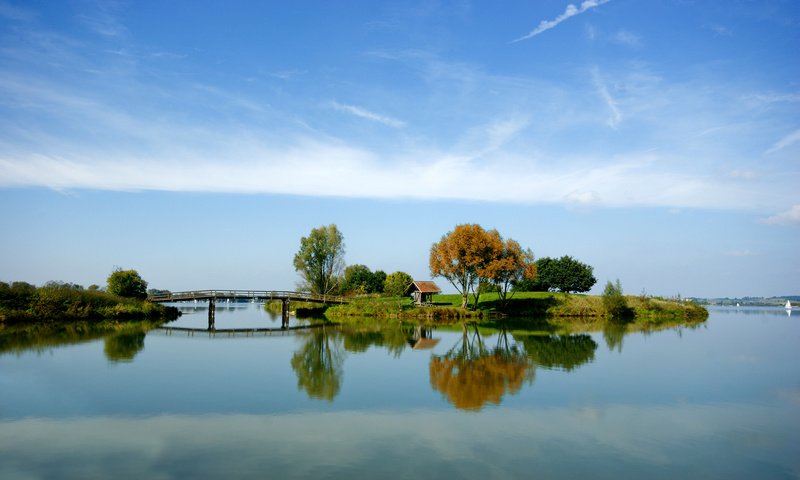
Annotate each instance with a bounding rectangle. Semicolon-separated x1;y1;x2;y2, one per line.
405;280;441;306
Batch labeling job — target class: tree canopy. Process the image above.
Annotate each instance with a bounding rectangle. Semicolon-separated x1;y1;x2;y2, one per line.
429;224;535;309
522;255;597;293
429;224;502;309
340;264;386;295
106;268;148;300
293;224;345;295
482;238;536;307
383;271;413;297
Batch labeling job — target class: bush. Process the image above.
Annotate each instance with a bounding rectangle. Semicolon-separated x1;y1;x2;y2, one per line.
602;279;632;320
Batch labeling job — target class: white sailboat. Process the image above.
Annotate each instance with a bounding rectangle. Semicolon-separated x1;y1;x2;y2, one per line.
786;300;794;310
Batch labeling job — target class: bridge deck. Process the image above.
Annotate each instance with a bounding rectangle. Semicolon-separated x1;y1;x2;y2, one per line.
148;289;347;305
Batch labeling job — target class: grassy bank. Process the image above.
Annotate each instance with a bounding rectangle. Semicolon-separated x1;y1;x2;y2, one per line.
0;284;180;325
325;291;708;327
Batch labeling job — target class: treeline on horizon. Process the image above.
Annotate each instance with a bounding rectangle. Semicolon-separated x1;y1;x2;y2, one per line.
0;270;179;325
294;223;598;304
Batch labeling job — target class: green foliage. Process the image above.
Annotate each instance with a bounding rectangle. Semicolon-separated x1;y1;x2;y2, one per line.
602;279;632;320
340;264;386;294
384;271;413;297
107;269;148;300
293;224;345;295
525;256;597;293
0;280;179;324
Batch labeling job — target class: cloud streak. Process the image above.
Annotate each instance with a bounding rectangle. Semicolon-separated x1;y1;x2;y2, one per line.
513;0;611;42
328;101;406;128
592;67;621;128
765;128;800;154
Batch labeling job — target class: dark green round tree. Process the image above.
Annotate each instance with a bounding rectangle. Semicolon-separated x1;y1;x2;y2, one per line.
107;268;148;300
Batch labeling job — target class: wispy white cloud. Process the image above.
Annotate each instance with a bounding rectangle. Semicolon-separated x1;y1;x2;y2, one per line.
765;129;800;154
591;67;621;128
761;205;800;226
512;0;611;42
328;101;406;128
612;30;641;47
74;0;128;37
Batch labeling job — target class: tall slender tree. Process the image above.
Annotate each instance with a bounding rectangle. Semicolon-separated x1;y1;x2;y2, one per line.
293;224;345;295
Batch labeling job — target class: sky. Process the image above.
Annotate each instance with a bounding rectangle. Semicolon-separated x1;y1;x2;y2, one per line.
0;0;798;298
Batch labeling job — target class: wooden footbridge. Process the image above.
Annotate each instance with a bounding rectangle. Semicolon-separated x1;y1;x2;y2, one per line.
148;290;347;329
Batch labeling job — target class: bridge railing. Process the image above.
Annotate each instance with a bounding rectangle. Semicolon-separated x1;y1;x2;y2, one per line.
148;290;347;304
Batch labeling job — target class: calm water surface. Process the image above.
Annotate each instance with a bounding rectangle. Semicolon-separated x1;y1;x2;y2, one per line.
1;305;798;479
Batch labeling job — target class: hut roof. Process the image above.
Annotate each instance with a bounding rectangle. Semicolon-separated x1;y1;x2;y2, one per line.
405;280;442;295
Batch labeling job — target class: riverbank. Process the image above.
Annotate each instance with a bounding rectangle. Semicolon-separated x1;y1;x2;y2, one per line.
0;284;180;325
323;291;708;326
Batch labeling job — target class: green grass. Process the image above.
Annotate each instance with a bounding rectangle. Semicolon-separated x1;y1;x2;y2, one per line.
323;291;708;329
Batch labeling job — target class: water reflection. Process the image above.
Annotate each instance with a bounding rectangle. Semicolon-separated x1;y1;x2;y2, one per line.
104;330;146;362
290;328;345;401
514;333;598;371
0;321;159;362
429;325;535;411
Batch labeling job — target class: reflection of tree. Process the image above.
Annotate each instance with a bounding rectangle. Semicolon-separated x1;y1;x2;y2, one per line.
342;327;413;357
430;325;534;411
104;331;146;362
291;328;345;401
516;334;597;371
603;324;626;353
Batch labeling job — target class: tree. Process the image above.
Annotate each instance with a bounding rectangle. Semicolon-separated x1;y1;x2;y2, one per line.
532;255;596;293
481;238;536;307
602;279;632;320
340;265;386;295
293;224;345;295
384;271;413;297
430;224;502;309
107;269;148;300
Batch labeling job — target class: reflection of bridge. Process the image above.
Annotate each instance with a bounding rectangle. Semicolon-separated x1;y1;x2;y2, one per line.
156;324;331;337
148;290;347;329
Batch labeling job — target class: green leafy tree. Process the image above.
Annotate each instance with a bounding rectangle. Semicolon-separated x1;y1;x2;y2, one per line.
293;224;346;295
602;279;632;320
531;255;596;293
384;271;413;297
341;265;386;294
107;269;148;300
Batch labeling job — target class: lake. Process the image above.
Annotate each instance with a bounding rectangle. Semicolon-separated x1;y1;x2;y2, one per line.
1;304;798;479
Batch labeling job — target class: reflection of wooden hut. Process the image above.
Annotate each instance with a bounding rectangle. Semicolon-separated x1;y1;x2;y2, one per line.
405;281;441;306
407;327;440;350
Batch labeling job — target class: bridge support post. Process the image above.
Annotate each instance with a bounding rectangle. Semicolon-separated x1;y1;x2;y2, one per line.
208;299;216;331
281;299;289;329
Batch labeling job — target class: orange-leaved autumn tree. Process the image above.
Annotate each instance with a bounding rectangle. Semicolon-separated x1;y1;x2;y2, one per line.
480;238;536;308
429;224;502;309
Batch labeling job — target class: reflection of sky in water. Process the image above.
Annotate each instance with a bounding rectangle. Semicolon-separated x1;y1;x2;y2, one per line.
2;405;798;479
1;306;798;478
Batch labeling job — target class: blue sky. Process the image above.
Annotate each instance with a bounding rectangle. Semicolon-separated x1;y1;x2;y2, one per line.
0;0;797;298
